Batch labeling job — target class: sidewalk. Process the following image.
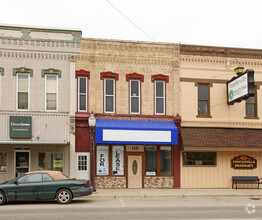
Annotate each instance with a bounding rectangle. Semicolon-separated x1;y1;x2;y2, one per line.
89;188;262;199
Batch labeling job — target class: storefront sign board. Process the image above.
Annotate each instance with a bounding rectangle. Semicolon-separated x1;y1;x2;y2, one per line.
126;145;144;152
231;155;257;169
10;116;32;138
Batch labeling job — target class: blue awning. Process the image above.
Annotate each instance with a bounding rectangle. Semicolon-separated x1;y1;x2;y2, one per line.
95;119;177;145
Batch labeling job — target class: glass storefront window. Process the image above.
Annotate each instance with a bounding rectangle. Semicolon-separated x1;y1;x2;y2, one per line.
0;152;7;172
97;146;109;175
160;146;171;175
183;152;217;166
38;153;63;171
112;146;124;175
145;146;157;175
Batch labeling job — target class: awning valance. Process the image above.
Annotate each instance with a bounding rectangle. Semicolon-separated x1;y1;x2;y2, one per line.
95;119;177;145
181;127;262;148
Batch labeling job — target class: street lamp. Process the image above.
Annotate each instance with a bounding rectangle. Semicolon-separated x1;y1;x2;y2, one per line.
234;66;244;75
88;112;96;192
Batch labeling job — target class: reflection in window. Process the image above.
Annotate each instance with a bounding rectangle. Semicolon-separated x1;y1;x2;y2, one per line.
17;74;29;110
18;173;42;183
78;77;87;111
130;80;140;114
104;79;115;113
38;153;63;171
183;152;217;166
246;87;257;117
46;75;57;111
78;155;87;171
198;83;209;116
160;146;171;175
0;152;7;172
145;146;157;175
155;81;165;114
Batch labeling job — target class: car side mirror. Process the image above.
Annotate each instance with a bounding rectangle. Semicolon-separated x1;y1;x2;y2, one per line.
14;180;18;185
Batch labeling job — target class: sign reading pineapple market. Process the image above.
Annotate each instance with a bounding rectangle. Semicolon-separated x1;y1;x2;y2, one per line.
10;116;32;138
232;155;257;169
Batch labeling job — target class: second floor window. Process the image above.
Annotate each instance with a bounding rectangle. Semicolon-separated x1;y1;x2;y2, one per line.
198;83;210;116
17;74;29;110
246;87;257;118
45;75;58;111
155;81;165;114
78;77;88;111
104;78;115;113
130;80;140;114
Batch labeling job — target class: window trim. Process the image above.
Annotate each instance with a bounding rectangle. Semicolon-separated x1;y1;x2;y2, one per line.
0;152;7;172
129;79;141;114
196;82;212;118
104;78;116;114
45;74;58;112
182;151;217;167
78;77;88;112
154;80;166;115
245;86;259;119
145;145;173;177
16;73;30;111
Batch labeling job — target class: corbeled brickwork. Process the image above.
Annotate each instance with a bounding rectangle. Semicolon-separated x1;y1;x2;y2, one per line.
144;177;174;188
95;177;127;189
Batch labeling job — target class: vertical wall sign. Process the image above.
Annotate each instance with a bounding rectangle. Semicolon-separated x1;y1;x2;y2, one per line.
112;146;124;175
10;116;32;138
96;146;109;175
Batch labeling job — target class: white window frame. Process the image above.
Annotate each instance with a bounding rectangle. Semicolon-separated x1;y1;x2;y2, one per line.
130;79;140;114
155;80;165;115
104;78;115;113
16;73;30;111
45;74;58;112
78;77;88;112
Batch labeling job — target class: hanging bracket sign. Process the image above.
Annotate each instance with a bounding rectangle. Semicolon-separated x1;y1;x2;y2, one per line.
231;155;257;169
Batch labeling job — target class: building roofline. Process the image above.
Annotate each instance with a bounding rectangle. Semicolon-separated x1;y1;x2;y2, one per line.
0;23;82;33
81;37;179;46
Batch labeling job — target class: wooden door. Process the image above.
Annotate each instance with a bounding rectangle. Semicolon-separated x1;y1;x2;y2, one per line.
128;155;142;188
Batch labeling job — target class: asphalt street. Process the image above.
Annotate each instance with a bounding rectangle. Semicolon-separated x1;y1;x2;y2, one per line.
0;197;261;220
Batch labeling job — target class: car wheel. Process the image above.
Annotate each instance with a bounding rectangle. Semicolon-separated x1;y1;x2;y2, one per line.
0;191;6;205
56;189;72;204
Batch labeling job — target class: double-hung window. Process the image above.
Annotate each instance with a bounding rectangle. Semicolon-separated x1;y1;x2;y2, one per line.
197;83;210;117
45;75;58;111
17;74;29;110
130;80;140;114
155;81;165;114
78;77;88;111
246;86;258;118
104;78;115;113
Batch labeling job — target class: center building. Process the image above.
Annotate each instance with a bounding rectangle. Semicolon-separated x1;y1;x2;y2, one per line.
75;38;181;188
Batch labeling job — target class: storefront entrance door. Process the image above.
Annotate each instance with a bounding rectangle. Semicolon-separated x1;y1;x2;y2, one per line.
15;151;30;177
128;155;142;188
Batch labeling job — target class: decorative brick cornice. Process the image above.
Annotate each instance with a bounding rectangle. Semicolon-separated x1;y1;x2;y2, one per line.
181;44;262;60
126;73;144;82
151;74;169;83
75;69;90;79
100;71;119;80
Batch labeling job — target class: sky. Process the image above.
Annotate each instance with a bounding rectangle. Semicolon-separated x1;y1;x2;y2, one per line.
1;0;262;49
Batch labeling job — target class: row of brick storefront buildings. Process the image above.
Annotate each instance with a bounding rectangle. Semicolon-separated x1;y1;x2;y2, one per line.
0;24;262;189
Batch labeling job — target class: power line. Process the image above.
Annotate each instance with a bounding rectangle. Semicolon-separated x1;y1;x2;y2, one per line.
106;0;156;42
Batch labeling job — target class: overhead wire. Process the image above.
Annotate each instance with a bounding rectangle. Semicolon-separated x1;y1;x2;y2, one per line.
106;0;156;42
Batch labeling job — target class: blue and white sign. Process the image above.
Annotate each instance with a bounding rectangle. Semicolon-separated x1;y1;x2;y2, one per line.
95;119;177;145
